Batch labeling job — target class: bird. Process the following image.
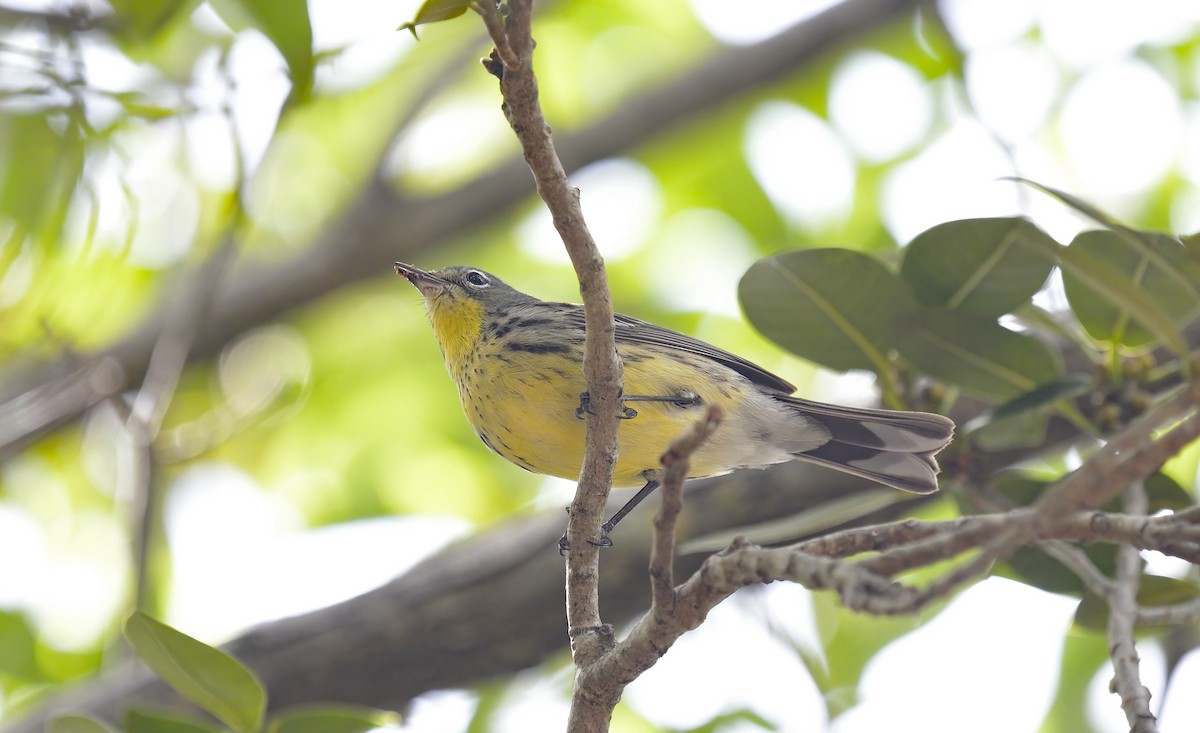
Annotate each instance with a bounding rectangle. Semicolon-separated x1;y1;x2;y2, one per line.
394;262;954;547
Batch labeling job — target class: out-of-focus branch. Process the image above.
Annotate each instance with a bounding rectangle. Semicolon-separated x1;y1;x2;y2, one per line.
1035;381;1200;523
0;3;115;33
0;0;923;460
1108;484;1157;733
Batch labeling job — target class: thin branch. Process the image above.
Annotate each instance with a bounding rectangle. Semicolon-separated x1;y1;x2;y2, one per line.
1137;596;1200;625
1107;483;1157;733
649;406;724;611
1039;541;1116;599
477;8;623;731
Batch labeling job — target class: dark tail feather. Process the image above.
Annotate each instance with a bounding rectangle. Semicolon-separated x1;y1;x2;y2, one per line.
774;395;955;494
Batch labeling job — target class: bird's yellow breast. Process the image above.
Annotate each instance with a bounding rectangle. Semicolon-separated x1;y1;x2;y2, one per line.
454;339;747;486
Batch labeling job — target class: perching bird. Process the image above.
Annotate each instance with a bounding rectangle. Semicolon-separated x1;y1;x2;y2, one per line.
395;263;954;546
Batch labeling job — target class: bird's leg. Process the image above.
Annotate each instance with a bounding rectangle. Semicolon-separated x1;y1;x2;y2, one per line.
576;391;702;420
595;479;661;547
557;478;662;553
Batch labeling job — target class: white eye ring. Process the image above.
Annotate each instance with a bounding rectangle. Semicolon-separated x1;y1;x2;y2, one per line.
465;270;490;287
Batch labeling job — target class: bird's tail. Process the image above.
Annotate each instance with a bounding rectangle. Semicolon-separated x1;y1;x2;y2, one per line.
774;395;955;494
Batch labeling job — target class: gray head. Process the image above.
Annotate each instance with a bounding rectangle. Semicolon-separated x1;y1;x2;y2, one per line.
393;262;539;317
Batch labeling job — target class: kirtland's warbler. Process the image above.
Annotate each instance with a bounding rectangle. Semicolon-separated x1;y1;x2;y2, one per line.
395;262;954;546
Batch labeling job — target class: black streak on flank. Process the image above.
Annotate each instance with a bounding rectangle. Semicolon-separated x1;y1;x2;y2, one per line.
514;317;555;328
504;342;572;355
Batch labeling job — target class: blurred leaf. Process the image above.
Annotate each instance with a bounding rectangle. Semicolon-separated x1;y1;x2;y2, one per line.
678;708;775;733
0;610;37;676
210;0;314;100
398;0;472;38
1181;231;1200;259
1061;230;1199;351
0;113;83;234
970;407;1050;451
123;612;265;733
893;307;1062;399
110;0;192;37
1075;575;1200;631
1039;632;1109;733
812;591;932;721
899;217;1056;317
999;544;1116;598
991;473;1052;507
46;716;116;733
1145;472;1193;511
1009;302;1102;358
967;376;1093;450
127;708;224;733
740;249;916;373
266;705;402;733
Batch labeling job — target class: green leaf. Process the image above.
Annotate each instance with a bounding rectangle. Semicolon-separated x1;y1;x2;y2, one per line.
127;708;225;733
0;113;83;234
123;612;266;733
267;705;402;733
966;376;1093;450
899;217;1057;317
46;716;117;733
991;473;1052;507
0;610;37;676
1144;472;1192;511
1061;230;1199;351
892;307;1062;399
739;249;916;373
1075;575;1200;631
998;543;1116;598
1014;178;1200;301
398;0;472;38
109;0;192;37
210;0;314;101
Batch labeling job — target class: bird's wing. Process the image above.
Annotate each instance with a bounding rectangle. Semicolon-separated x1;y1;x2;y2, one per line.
545;304;795;394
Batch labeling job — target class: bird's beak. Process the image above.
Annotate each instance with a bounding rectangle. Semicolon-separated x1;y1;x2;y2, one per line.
394;262;447;299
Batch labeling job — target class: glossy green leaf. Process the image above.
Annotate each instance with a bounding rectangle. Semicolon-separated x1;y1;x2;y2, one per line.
123;612;265;733
398;0;472;38
739;249;916;373
267;705;402;733
46;716;116;733
892;307;1062;399
127;708;224;733
899;217;1057;317
1075;575;1200;631
210;0;314;100
1061;230;1199;351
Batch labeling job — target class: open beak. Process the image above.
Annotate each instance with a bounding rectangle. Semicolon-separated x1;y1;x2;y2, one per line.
394;262;447;299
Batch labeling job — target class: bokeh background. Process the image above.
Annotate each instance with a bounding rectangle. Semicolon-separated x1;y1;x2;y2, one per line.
3;0;1200;730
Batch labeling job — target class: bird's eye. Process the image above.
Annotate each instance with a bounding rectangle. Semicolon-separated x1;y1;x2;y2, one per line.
465;270;490;287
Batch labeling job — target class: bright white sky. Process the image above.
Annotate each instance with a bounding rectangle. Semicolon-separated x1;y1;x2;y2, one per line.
3;0;1200;731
